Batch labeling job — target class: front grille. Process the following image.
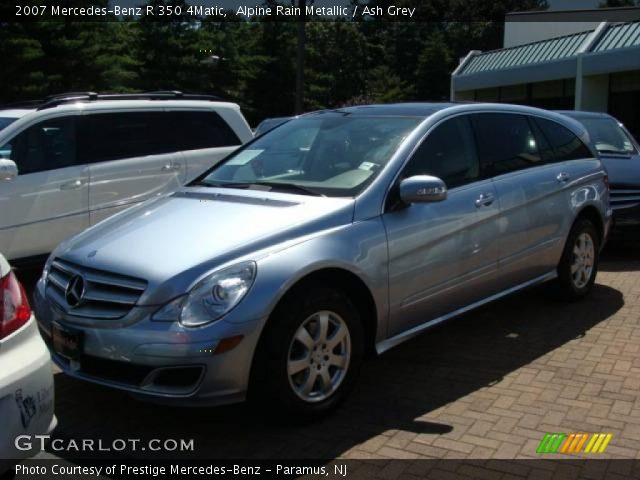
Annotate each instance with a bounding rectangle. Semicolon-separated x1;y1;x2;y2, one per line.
46;258;147;319
610;188;640;209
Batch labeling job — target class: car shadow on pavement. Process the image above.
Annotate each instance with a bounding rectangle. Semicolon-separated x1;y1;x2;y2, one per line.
44;280;624;461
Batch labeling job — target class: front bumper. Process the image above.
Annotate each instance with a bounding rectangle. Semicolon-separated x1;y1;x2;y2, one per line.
33;281;264;407
611;202;640;227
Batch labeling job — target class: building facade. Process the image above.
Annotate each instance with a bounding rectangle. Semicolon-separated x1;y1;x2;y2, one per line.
450;7;640;138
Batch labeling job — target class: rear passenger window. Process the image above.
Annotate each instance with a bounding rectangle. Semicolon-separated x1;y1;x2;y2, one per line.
169;111;240;150
471;113;541;177
402;116;479;188
80;112;172;163
534;117;592;161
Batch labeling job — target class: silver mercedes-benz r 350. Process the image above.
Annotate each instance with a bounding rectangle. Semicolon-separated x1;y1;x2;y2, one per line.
34;103;611;417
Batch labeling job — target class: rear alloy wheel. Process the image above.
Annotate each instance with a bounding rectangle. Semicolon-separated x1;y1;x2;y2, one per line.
570;233;595;289
252;287;364;418
556;218;599;300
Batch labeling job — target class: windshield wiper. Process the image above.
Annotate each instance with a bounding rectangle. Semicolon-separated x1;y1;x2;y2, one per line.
200;181;325;197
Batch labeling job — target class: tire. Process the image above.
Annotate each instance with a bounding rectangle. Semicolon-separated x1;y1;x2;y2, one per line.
251;286;365;419
555;218;599;300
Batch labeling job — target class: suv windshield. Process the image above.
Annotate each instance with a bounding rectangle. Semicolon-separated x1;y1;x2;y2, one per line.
0;117;18;132
580;118;636;155
200;114;422;197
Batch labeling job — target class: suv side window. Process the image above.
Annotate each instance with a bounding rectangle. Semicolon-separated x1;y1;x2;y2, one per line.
79;112;172;163
471;113;541;177
169;111;241;150
534;117;592;161
402;116;479;188
2;116;77;174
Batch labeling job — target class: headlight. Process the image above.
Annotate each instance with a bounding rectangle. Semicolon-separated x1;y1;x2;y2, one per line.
152;261;256;327
41;255;55;285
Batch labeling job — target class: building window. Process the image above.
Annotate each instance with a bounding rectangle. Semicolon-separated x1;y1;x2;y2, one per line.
500;84;528;102
474;87;500;102
529;79;574;109
609;71;640;140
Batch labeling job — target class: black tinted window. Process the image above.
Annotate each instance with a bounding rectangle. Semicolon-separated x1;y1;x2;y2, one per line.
535;117;592;161
80;112;171;163
0;117;17;132
169;111;240;150
529;118;555;164
471;113;541;177
403;116;479;188
6;117;77;174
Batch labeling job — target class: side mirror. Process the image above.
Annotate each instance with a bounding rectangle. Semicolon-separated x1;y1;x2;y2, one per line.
399;175;447;204
0;159;17;181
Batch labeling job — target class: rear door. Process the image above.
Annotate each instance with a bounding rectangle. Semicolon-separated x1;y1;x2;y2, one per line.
470;113;574;288
383;115;500;336
80;110;185;225
0;115;88;260
168;110;243;180
533;115;601;235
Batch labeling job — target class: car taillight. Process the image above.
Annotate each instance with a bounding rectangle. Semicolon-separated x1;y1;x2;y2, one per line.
0;270;32;339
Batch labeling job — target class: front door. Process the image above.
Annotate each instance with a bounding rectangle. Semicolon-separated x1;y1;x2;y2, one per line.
0;116;89;260
383;115;500;337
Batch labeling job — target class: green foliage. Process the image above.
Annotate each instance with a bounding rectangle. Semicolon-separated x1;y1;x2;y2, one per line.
598;0;637;7
0;0;551;124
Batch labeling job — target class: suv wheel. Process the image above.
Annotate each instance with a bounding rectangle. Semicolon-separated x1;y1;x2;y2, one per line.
252;287;364;418
556;218;599;300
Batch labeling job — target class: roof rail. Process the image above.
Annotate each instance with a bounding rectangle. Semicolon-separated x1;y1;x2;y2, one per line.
36;91;223;110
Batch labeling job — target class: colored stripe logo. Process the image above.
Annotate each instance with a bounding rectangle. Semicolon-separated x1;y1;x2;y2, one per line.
537;433;612;454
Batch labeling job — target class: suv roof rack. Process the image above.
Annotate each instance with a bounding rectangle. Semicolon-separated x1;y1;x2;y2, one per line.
35;91;224;111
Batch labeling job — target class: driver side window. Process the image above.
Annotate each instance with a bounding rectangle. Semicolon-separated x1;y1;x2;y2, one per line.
0;141;12;160
4;117;77;175
402;116;479;189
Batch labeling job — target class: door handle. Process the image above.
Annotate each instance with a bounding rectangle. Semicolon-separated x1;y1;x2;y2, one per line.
475;192;495;208
60;179;83;190
161;162;179;172
557;172;570;184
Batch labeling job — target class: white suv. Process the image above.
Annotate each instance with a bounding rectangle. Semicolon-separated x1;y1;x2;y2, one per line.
0;92;253;262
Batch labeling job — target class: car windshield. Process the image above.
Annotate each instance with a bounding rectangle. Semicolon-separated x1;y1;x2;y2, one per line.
580;118;636;155
200;114;422;197
0;117;17;132
254;117;291;137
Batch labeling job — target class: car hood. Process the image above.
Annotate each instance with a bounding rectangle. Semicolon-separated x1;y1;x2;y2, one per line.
600;154;640;188
55;187;355;305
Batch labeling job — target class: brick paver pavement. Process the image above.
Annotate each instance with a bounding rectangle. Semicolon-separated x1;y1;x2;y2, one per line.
18;231;640;463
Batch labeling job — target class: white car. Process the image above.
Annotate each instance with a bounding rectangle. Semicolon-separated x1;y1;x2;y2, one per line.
0;91;253;263
0;253;56;464
0;109;31;133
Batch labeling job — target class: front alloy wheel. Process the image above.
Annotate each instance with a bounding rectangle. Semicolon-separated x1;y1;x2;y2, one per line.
287;310;351;403
251;286;364;417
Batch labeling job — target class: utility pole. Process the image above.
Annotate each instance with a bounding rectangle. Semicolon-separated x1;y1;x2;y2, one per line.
295;0;312;114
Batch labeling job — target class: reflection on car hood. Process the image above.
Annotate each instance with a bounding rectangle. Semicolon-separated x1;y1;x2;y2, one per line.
56;187;355;304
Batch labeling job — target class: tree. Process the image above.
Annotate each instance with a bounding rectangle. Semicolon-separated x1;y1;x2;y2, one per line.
598;0;636;6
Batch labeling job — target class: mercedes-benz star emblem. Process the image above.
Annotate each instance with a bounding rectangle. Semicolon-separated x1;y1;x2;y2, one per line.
65;275;85;307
